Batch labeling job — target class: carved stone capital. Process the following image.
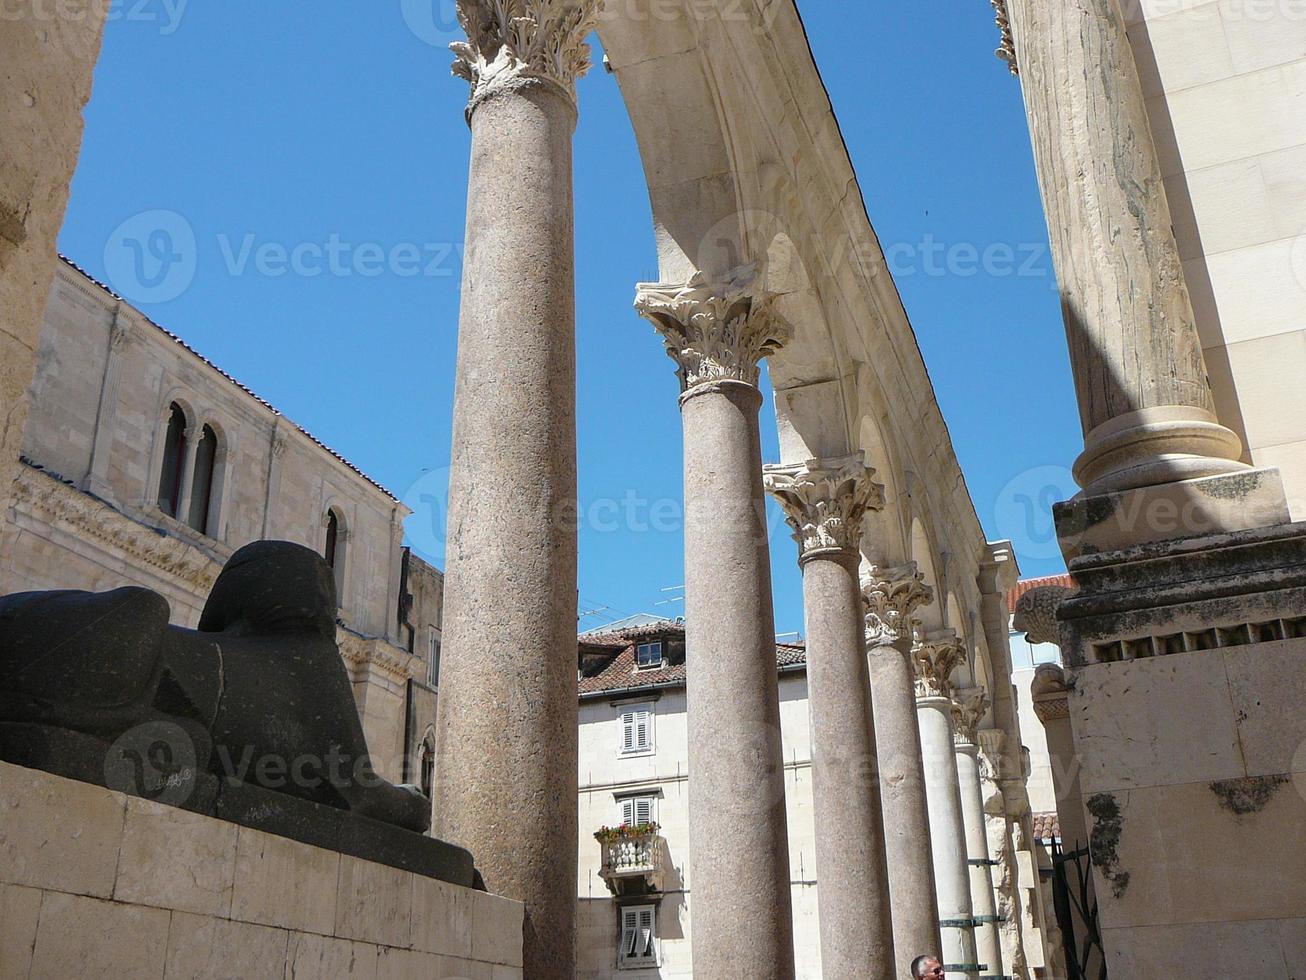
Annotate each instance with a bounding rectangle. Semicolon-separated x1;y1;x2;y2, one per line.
913;628;967;701
634;266;792;395
991;0;1018;76
763;453;884;563
862;562;935;647
1031;662;1072;723
451;0;600;111
1012;584;1074;647
951;687;991;748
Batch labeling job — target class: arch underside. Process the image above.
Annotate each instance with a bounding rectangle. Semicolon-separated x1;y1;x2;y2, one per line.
598;0;1003;678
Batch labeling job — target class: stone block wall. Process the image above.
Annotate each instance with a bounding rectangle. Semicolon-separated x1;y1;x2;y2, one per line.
1068;637;1306;973
1130;0;1306;516
0;761;523;980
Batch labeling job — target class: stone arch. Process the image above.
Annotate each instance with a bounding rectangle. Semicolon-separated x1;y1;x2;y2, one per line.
909;516;945;631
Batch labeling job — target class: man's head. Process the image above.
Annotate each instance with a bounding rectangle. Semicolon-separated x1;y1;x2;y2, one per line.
911;956;944;979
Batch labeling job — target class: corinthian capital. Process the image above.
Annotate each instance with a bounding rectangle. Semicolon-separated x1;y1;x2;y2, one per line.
861;563;934;647
913;629;967;701
951;688;990;748
451;0;600;109
762;454;885;563
633;266;792;394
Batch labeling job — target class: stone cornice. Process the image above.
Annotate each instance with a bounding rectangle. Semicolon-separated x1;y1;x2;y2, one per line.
451;0;600;112
13;466;221;589
338;631;422;683
913;628;967;700
951;688;991;748
763;453;885;563
634;266;792;394
862;562;935;647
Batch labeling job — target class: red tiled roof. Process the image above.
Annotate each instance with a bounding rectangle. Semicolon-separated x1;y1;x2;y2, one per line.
1006;573;1076;613
577;622;806;697
1032;811;1060;842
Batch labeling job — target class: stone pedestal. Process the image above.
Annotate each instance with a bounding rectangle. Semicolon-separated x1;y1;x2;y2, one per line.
863;564;941;978
1056;521;1306;973
765;455;894;978
434;6;597;977
952;693;1003;980
0;9;109;542
916;632;979;979
636;267;795;979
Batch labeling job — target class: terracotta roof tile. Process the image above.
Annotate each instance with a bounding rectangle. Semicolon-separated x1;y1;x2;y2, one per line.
577;622;806;697
1032;810;1060;842
1006;573;1076;613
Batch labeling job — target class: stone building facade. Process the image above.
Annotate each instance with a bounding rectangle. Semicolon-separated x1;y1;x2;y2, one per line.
0;258;441;786
574;617;1058;979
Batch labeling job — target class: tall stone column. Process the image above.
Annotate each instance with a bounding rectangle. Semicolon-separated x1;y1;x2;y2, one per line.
636;267;795;979
862;564;941;977
915;629;980;979
765;455;895;978
952;691;1004;980
0;9;109;539
433;4;597;977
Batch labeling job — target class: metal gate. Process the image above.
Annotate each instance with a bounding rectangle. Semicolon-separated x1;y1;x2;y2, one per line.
1049;837;1107;980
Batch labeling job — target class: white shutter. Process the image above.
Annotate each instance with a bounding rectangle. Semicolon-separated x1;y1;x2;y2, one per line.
638;908;655;957
635;797;653;825
620;908;638;960
621;712;635;753
621;798;635;826
634;709;651;751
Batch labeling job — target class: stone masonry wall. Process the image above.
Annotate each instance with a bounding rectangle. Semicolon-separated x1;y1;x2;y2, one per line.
0;761;523;980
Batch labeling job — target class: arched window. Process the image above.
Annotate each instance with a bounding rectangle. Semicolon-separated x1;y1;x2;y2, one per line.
187;424;219;534
419;737;435;800
156;403;187;517
324;508;346;604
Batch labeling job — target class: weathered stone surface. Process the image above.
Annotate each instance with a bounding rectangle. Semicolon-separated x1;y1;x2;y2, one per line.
286;935;380;980
29;893;170;979
230;827;340;935
163;910;291;979
433;27;583;977
412;876;474;958
470;891;526;969
336;856;414;949
0;884;41;980
115;795;237;917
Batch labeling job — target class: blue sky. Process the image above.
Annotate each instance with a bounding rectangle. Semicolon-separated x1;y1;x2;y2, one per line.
58;0;1082;638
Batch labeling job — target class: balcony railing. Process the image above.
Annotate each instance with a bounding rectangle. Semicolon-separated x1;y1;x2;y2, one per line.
596;827;667;897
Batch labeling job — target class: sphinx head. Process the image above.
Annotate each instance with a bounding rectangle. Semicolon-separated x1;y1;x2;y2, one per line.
199;541;338;639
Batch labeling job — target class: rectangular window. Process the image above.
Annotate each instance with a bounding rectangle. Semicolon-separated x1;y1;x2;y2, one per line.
619;705;653;755
619;795;657;828
619;905;658;968
635;641;663;669
427;627;441;687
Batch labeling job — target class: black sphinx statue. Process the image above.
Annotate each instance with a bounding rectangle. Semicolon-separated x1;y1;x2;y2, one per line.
0;540;430;835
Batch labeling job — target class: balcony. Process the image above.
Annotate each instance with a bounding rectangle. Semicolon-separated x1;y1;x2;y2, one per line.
596;825;667;897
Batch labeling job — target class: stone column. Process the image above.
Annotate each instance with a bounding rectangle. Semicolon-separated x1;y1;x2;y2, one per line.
765;455;895;978
433;4;597;977
84;308;133;501
915;629;980;979
1004;0;1246;498
636;266;795;979
977;730;1035;980
0;9;109;538
952;691;1004;980
862;564;941;978
174;427;201;525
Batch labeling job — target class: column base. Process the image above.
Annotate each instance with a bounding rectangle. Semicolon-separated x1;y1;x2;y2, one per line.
1054;467;1290;558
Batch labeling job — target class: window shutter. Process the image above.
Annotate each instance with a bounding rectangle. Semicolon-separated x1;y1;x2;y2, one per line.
634;709;650;751
621;908;638;959
638;908;654;957
635;797;653;825
621;798;635;826
621;712;635;752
